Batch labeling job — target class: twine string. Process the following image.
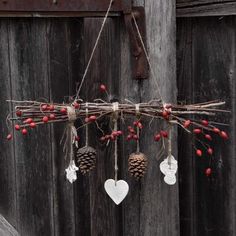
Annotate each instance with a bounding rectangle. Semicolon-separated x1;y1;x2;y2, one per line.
167;126;172;167
74;0;114;101
135;104;140;153
131;13;165;105
85;103;89;147
112;102;119;185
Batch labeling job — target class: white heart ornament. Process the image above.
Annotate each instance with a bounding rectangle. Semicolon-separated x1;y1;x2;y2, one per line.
160;155;178;175
104;179;129;205
164;174;176;185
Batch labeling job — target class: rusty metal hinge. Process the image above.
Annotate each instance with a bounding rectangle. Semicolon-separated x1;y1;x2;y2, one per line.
125;7;149;80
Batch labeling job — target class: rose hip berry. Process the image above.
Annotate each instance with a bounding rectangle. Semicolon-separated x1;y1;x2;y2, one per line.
15;124;21;131
21;129;27;135
42;116;49;123
7;134;13;140
205;168;212;177
196;149;202;157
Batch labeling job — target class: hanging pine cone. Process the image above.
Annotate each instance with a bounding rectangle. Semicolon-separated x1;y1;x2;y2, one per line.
76;146;97;175
128;152;148;180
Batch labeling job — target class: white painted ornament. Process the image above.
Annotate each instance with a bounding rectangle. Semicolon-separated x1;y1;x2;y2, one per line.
160;155;178;186
65;160;79;184
104;179;129;205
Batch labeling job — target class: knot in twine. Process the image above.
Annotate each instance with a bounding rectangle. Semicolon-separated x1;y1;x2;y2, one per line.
67;106;77;122
112;102;119;120
135;104;140;116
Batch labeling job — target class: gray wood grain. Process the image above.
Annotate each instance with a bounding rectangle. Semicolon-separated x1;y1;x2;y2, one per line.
0;19;17;229
8;19;54;236
177;1;236;17
80;18;122;236
140;0;179;235
47;19;83;236
177;16;236;236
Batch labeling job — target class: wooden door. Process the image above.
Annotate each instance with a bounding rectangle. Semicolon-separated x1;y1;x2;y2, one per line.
0;0;178;236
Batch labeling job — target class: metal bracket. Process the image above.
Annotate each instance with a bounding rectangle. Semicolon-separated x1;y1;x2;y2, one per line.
0;1;148;79
125;7;148;79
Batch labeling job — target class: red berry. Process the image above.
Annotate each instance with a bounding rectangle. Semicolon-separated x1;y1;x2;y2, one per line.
112;131;119;137
193;129;202;134
89;115;97;122
21;129;27;135
205;134;212;141
41;104;48;111
73;102;80;109
30;122;36;128
207;148;213;155
129;128;135;134
7;134;13;140
110;134;116;141
42;116;49;123
133;121;138;126
16;110;22;117
183;120;191;128
205;168;212;177
60;108;67;114
213;127;220;133
117;130;123;135
100;137;106;141
133;134;139;140
161;131;168;138
105;135;111;140
201;120;209;126
137;122;143;129
100;84;107;92
49;114;55;120
196;149;202;157
25;118;33;124
154;134;161;142
127;134;133;141
220;131;229;140
75;136;80;141
162;110;169;118
15;124;21;131
48;105;54;111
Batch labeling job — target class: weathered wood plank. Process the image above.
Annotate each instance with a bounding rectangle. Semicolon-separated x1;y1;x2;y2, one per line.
120;10;142;236
177;1;236;17
8;19;54;236
139;0;179;235
80;17;122;236
176;18;196;236
177;16;235;235
47;19;83;236
0;19;17;229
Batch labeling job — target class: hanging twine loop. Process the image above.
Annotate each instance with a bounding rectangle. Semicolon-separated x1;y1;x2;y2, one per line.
167;126;172;167
112;102;119;185
135;104;140;153
85;102;89;147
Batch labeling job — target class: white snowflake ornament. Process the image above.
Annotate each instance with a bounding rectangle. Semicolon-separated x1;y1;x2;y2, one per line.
65;160;79;184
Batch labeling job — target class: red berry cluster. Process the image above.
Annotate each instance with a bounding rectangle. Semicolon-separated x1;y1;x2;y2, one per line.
7;101;81;140
100;130;123;142
126;121;143;141
181;119;229;157
154;130;168;142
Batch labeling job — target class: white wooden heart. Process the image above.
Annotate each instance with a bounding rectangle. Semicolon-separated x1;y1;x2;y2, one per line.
104;179;129;205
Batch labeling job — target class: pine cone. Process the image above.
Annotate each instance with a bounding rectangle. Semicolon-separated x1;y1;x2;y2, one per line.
76;146;97;175
128;152;148;180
